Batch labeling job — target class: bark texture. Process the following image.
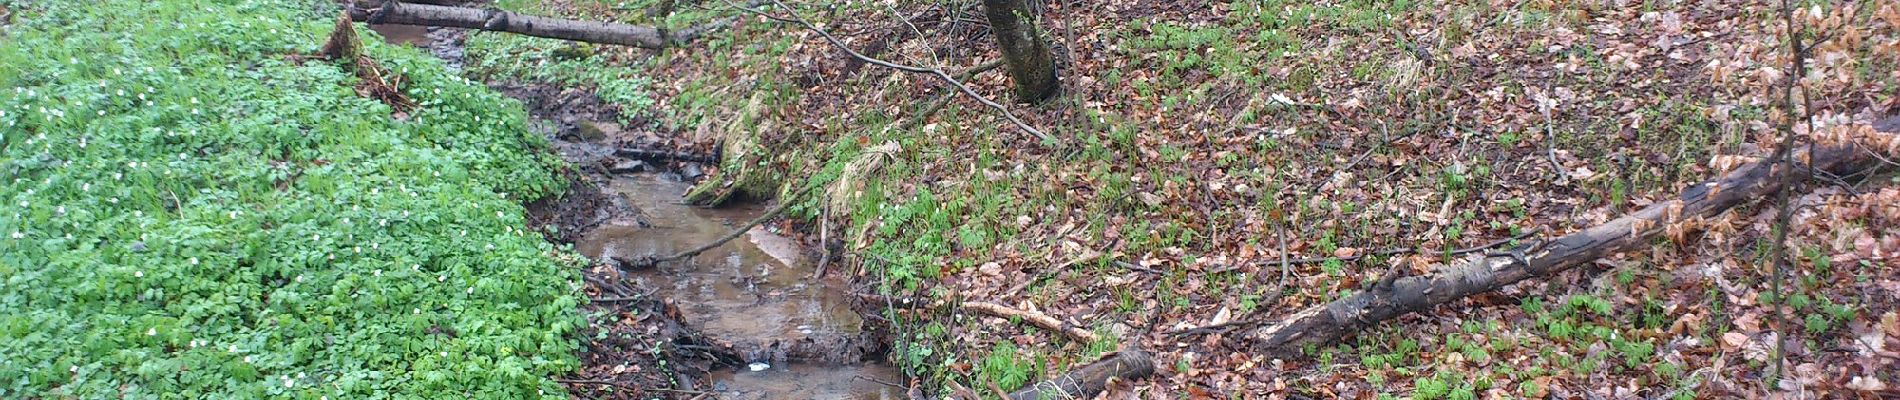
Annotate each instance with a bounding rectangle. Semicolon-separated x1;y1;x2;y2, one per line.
981;0;1059;103
347;0;693;48
1244;141;1876;355
1007;349;1154;400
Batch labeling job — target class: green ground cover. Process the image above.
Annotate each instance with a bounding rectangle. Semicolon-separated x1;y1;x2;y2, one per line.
0;1;583;398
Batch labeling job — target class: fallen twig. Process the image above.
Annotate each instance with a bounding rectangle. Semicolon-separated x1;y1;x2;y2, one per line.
962;301;1099;343
618;185;814;269
726;0;1057;145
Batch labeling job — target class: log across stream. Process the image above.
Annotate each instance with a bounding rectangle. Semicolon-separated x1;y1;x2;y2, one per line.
575;174;903;399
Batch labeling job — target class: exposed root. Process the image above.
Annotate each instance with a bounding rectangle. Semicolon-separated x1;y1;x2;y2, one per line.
319;11;416;114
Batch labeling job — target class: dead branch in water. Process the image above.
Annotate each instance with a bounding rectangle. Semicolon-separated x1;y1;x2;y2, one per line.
616;185;813;269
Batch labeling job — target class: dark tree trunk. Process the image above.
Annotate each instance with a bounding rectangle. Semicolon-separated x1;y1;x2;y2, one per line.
1242;140;1880;355
981;0;1059;103
346;0;703;48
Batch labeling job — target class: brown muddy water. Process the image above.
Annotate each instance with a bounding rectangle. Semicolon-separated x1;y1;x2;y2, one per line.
576;175;901;399
368;24;430;47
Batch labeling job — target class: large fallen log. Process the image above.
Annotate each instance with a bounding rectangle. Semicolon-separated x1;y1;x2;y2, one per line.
1242;140;1879;355
344;0;713;48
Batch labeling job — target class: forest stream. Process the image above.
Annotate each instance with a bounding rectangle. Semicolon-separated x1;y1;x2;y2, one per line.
574;175;903;399
368;22;902;399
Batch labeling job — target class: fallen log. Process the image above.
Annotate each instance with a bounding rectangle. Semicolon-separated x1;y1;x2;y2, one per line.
344;0;714;48
1243;140;1878;355
1006;349;1154;400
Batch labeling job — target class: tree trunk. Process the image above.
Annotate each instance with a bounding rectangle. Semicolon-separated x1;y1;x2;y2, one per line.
1241;141;1878;355
981;0;1059;103
346;0;696;48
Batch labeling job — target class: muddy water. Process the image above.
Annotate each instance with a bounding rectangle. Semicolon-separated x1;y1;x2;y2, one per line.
576;175;900;399
368;24;430;47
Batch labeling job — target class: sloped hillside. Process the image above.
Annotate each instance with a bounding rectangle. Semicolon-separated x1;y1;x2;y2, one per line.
465;0;1899;397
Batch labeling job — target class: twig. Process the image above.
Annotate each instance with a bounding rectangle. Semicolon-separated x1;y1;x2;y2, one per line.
962;301;1099;343
1275;212;1291;288
897;60;1003;131
853;374;907;390
620;185;815;269
1766;0;1807;383
727;0;1057;145
1542;80;1570;184
814;207;830;279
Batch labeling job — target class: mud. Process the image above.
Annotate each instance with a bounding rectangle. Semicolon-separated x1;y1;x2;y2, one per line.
576;176;887;363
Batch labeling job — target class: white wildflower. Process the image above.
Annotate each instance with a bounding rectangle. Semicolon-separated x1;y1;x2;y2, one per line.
134;270;143;278
437;275;446;282
145;327;155;336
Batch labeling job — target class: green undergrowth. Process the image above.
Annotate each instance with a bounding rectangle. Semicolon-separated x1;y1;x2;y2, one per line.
1;1;582;398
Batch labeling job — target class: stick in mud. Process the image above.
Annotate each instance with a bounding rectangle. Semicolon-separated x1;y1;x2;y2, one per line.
617;185;814;269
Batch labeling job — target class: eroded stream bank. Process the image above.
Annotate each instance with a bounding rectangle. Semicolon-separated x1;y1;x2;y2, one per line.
370;21;903;399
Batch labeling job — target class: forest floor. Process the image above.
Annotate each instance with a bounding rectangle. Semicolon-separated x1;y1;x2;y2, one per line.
457;0;1900;398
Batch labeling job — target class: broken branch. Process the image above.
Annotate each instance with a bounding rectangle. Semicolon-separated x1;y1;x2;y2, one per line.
1240;141;1876;355
962;301;1099;343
